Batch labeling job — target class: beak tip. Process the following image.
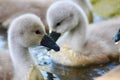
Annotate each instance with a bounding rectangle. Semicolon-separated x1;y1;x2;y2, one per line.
40;35;60;52
113;34;120;42
113;29;120;42
54;46;60;52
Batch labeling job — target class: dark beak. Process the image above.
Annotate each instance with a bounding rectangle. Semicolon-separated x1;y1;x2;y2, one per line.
113;29;120;42
40;35;60;51
49;31;61;42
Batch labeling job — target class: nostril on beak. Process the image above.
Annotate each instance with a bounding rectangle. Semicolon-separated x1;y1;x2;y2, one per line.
50;31;61;42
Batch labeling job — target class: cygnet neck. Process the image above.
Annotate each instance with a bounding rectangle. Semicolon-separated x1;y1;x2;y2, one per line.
70;20;87;53
8;35;35;79
64;9;88;53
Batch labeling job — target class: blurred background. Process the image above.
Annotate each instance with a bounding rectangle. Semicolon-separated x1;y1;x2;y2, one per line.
91;0;120;22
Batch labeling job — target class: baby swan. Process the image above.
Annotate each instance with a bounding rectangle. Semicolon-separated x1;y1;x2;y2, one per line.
47;1;120;66
7;13;59;80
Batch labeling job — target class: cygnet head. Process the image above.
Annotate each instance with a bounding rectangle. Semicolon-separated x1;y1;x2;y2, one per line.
47;1;87;34
8;13;60;51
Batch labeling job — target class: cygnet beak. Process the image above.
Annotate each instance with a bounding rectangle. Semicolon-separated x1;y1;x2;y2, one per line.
40;35;60;51
50;31;61;42
113;28;120;43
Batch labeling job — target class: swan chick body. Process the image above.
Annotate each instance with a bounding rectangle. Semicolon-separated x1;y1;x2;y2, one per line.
95;28;120;80
7;13;59;80
8;13;46;80
47;1;120;66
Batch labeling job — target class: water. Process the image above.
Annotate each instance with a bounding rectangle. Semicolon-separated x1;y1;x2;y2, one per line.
28;46;119;80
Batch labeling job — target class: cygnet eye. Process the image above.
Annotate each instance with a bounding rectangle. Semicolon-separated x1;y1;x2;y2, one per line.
56;19;65;27
35;30;41;34
56;22;61;26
